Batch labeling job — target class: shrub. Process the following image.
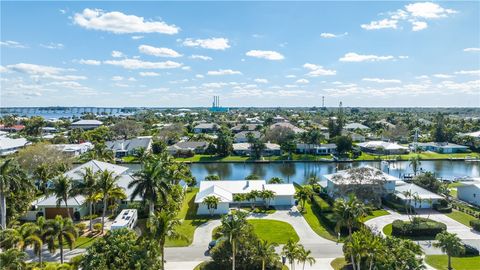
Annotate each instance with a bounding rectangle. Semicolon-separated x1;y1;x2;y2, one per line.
464;244;479;256
391;218;446;237
311;194;332;213
93;223;102;233
382;196;413;214
433;203;452;213
82;214;98;221
70;254;84;269
470;219;480;232
75;223;87;234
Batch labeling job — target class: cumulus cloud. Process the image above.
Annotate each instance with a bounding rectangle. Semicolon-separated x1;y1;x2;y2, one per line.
78;59;101;65
131;35;144;40
190;54;212;60
433;74;454;79
73;8;180;34
362;78;402;83
111;76;124;81
138;45;182;57
182;38;230;50
139;71;160;77
6;63;64;75
320;32;348;38
454;70;480;76
411;21;428;31
405;2;457;19
361;19;398;30
303;63;336;76
207;69;242;76
104;59;182;69
111;50;124;58
464;48;480;52
254;78;269;84
339;52;395;62
296;79;310;84
0;40;28;48
245;50;284;60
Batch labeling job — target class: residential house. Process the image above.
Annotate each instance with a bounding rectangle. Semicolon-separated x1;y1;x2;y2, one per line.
50;142;94;156
414;142;469;154
0;136;29;156
357;140;409;155
272;115;287;123
193;123;219;134
457;181;480;207
0;124;25;132
296;143;337;155
344;123;370;131
70;119;103;130
394;181;443;208
234;131;262;143
270;122;306;134
342;131;366;142
167;141;210;156
231;124;261;133
194;180;295;215
232;142;281;156
106;136;153;158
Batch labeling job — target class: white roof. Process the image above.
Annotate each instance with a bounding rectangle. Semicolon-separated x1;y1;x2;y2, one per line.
71;119;103;125
462;131;480;138
324;166;400;185
195;185;233;203
117;175;143;201
233;143;251;151
395;181;443;200
35;195;86;207
357;141;408;150
0;136;29;150
263;184;296;196
345;123;370;130
64;160;128;180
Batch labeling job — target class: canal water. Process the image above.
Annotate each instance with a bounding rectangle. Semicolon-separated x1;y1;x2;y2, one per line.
123;160;480;185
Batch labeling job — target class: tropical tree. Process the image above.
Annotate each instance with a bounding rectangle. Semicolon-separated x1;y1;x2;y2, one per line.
0;159;31;229
245;174;261;180
295;186;313;212
333;194;367;238
268;177;283;184
260;190;275;208
96;170;125;234
246;190;261;209
0;248;28;270
72;168;100;231
146;211;183;270
23;216;49;266
220;210;249;270
409;155;422;176
34;163;56;195
204;174;221;181
49;175;75;219
297;245;316;270
282;238;301;270
434;231;465;270
44;215;77;264
255;239;278;270
203;196;221;216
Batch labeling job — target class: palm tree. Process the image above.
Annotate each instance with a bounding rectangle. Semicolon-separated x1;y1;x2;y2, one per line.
260;190;275;208
0;248;27;270
147;211;183;270
204;174;221;181
268;177;283;184
44;215;77;264
255;239;278;270
297;245;315;270
246;190;261;209
202;196;220;216
22;217;49;266
333;194;367;238
409;155;421;176
72;167;99;231
0;228;23;249
295;186;313;212
34;163;55;195
50;175;75;219
401;190;413;221
130;158;171;216
220;211;248;270
97;170;125;234
434;231;465;270
0;159;31;229
282;238;301;270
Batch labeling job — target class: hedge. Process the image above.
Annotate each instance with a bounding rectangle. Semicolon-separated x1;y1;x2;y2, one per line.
311;194;332;213
470;219;480;232
391;218;446;237
382;196;414;214
433;203;453;213
465;244;480;256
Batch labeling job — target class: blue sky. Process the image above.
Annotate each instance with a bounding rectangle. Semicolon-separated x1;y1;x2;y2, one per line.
1;1;479;107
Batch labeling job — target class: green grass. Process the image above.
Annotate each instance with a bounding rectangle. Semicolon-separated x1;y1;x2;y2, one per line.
383;223;393;235
165;188;219;247
446;210;477;227
247;219;299;244
121;156;137;163
382;221;441;240
331;257;350;270
361;209;390;222
355;152;479;161
74;236;99;248
425;255;480;270
300;199;338;242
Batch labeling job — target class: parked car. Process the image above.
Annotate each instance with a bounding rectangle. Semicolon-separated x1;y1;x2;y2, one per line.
208;236;227;250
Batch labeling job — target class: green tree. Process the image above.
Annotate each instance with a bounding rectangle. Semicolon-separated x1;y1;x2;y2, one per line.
96;170;125;234
334;135;352;155
214;127;233;157
255;239;278;270
72;168;100;231
295;186;313;212
44;216;78;264
268;177;283;184
111;120;144;139
220;211;249;270
34;163;57;195
251;138;266;159
204;174;221;181
409;155;422;176
246;190;261;209
260;190;275;208
0;248;27;270
245;174;260;180
434;231;465;270
433;113;447;142
297;245;316;270
24;116;46;136
282;238;301;270
202;196;221;216
22;217;49;266
280;138;297;160
333;194;367;238
50;175;75;219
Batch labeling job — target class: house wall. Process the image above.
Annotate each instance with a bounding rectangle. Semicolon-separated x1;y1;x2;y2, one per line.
197;202;230;215
457;186;480;206
271;195;295;206
402;198;439;208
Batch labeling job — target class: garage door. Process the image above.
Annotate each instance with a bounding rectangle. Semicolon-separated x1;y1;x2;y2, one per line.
272;195;293;206
45;208;73;219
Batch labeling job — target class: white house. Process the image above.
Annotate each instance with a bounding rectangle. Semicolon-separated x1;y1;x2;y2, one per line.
394;181;443;208
106;136;153;158
194;180;295;215
270;122;306;134
357;140;409;155
70;119;103;130
0;136;29;156
296;143;337;155
50;142;94;156
344;123;370;131
457;181;480;207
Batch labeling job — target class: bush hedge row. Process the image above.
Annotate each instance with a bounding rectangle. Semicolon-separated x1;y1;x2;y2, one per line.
311;194;333;213
470;219;480;232
391;218;446;237
382;196;414;214
433;203;453;213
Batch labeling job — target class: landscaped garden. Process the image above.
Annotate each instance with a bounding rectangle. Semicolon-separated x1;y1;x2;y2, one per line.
425;255;480;270
383;217;446;240
330;257;349;270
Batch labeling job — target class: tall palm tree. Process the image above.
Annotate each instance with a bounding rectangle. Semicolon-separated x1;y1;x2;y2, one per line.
0;228;23;249
34;163;55;195
220;211;248;270
295;186;313;212
202;196;220;216
22;217;49;266
282;238;301;270
246;190;261;210
409;155;421;176
255;239;278;270
297;245;316;270
260;190;275;208
130;158;171;216
72;168;99;231
147;211;183;270
268;177;283;184
50;175;75;219
96;170;125;234
0;159;31;229
333;194;367;238
0;248;28;270
44;215;77;264
434;231;465;270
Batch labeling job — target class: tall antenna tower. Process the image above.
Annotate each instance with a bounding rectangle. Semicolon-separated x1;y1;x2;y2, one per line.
322;96;325;108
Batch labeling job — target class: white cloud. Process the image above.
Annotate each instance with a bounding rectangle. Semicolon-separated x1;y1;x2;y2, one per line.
0;40;28;48
7;63;64;75
454;70;480;76
285;75;296;78
245;50;284;60
138;45;182;57
131;35;144;40
182;38;230;50
207;69;242;76
361;19;398;30
111;76;124;81
104;59;182;69
0;66;7;73
362;78;401;83
35;74;87;81
181;66;191;71
320;32;348;38
195;74;205;79
433;74;454;79
405;2;457;19
464;48;480;52
111;50;124;58
303;63;336;76
78;59;101;65
254;78;268;84
40;42;64;49
139;71;160;77
411;21;428;31
73;8;180;34
190;54;212;61
296;79;310;84
339;52;395;62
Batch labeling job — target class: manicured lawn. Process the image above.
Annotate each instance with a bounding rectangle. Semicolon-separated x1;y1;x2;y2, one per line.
247;219;299;244
330;257;349;270
165;188;219;247
174;153;332;162
74;236;98;248
300;199;338;242
121;156;137;163
355;152;480;161
361;209;390;222
425;255;480;270
383;224;393;235
382;220;442;240
446;210;477;227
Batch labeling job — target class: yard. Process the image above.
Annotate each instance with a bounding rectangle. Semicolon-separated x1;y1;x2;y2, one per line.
300;198;338;242
361;209;390;222
330;257;349;270
446;210;477;227
73;236;99;248
425;255;480;270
